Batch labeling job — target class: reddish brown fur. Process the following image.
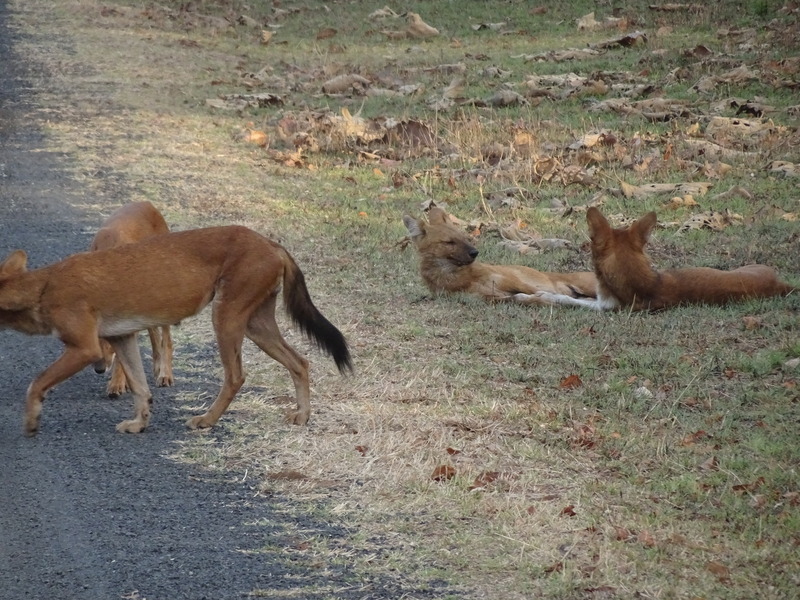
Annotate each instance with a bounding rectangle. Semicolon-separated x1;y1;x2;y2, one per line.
90;202;174;396
0;226;351;436
402;207;596;305
586;207;796;310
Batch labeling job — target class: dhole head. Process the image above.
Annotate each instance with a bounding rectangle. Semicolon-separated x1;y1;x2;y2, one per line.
586;207;657;259
402;207;479;266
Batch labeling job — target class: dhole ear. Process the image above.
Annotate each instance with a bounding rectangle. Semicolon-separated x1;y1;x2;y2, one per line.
632;212;658;243
426;207;450;225
402;215;425;239
0;250;28;277
586;207;610;240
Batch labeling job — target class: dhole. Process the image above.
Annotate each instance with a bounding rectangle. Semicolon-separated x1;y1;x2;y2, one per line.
0;226;352;436
90;201;174;396
529;207;796;310
403;207;597;304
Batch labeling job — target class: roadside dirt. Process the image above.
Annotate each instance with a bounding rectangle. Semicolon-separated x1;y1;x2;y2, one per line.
0;2;451;599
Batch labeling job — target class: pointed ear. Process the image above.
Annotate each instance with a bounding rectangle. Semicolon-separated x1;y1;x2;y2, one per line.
632;211;657;244
0;250;28;278
586;207;611;240
402;215;425;239
426;207;450;225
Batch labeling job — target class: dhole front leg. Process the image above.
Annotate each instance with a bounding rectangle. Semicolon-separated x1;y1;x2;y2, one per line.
24;343;102;436
107;334;153;433
515;291;605;309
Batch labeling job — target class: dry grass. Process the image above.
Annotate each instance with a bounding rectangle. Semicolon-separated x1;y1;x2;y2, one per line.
9;0;800;598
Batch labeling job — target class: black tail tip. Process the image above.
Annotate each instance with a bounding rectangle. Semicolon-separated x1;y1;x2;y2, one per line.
334;348;354;374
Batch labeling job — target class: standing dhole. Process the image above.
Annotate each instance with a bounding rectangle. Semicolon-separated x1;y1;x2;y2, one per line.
0;226;352;436
90;201;174;396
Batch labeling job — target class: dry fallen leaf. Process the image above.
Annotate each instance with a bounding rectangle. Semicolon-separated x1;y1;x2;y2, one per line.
742;316;762;330
559;374;583;390
322;73;371;94
699;455;720;471
243;129;268;147
637;530;657;547
560;504;577;517
431;465;456;481
680;430;708;447
706;561;731;583
732;477;765;494
406;12;439;38
675;209;741;233
368;6;399;19
577;12;600;31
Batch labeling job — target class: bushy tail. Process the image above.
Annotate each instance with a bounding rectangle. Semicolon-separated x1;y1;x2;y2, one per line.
282;252;353;374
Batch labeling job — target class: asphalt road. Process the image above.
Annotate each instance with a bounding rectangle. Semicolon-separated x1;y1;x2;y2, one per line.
0;2;450;599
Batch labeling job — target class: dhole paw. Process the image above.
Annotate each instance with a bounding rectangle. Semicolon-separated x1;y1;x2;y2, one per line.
115;419;148;433
23;420;39;437
185;414;215;430
156;374;174;388
286;409;310;426
512;293;535;303
107;383;129;398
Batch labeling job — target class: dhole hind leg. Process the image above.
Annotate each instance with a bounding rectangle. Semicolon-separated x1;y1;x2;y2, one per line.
108;334;153;433
24;342;104;436
148;325;174;387
185;311;247;430
246;299;311;425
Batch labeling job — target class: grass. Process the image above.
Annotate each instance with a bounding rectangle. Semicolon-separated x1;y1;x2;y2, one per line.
8;0;800;598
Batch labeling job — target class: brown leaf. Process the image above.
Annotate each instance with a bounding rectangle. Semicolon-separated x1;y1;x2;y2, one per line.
321;73;371;94
680;430;708;447
355;445;368;456
431;464;456;482
699;455;719;471
783;491;800;506
742;316;762;330
560;504;577;517
706;561;731;583
544;561;563;573
316;27;337;40
445;447;461;455
731;477;765;494
615;526;635;542
243;129;268;147
470;471;501;490
637;529;657;547
559;374;583;389
406;12;439;38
